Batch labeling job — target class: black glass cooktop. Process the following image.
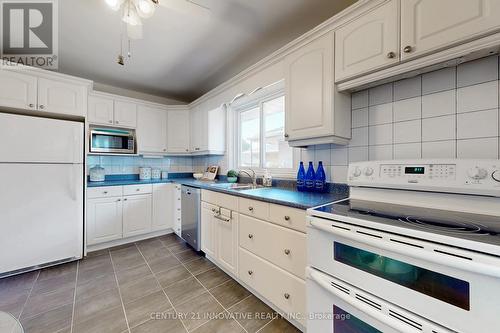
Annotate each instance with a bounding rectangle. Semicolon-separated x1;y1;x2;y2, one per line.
314;199;500;247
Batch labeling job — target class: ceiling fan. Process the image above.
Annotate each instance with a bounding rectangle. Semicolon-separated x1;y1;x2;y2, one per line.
104;0;211;65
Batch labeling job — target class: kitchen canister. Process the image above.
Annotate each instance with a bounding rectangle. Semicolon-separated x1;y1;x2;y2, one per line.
139;167;152;180
152;168;161;180
161;171;169;179
89;165;105;182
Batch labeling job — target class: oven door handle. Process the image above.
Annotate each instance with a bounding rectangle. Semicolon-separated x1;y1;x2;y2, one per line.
309;269;414;333
310;219;500;278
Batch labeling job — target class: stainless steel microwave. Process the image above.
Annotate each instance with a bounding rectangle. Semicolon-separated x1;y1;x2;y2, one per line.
89;127;136;154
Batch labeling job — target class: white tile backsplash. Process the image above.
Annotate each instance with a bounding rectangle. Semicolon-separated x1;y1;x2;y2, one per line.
352;107;369;128
457;55;498;88
457;109;498;139
422;140;456;158
457;81;499;113
422;90;456;118
348;147;369;163
394;143;421;159
394;97;421;122
369;83;393;106
369;123;393;145
422;67;456;95
369;103;393;125
394;120;421;144
422;115;456;142
352;90;369;110
369;145;393;160
394;76;421;101
350;127;369;147
457;137;499;159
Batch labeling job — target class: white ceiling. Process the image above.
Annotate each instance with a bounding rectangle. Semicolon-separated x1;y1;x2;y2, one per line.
59;0;355;102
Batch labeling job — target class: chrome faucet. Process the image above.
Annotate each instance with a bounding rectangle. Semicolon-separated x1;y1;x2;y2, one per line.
239;169;258;187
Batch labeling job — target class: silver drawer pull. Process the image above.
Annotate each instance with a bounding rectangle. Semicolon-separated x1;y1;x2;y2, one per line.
123;198;128;201
284;249;291;255
248;207;254;212
117;199;121;202
248;234;253;239
136;188;140;191
284;216;290;221
214;215;230;223
103;191;108;194
248;270;253;275
284;293;290;299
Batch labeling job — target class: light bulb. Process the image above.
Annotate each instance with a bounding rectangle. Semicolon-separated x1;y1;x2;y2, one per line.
105;0;124;11
135;0;155;18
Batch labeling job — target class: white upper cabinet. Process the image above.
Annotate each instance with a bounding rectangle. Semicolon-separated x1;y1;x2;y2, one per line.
167;110;190;153
401;0;500;60
88;96;114;125
37;78;87;117
114;101;137;128
0;71;37;110
190;106;204;153
335;0;399;82
285;32;351;145
137;105;168;154
190;106;225;154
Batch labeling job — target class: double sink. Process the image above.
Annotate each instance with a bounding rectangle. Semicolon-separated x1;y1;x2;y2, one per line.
209;182;267;192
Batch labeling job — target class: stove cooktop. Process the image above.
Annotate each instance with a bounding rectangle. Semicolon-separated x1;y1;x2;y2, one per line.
313;199;500;249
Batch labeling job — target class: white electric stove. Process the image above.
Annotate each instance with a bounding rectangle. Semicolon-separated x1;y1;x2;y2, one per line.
306;159;500;333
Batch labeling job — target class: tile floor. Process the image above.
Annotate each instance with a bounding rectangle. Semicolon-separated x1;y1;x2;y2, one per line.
0;234;301;333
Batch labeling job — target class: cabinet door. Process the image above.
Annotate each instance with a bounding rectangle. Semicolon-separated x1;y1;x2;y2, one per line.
0;70;37;110
285;32;334;141
152;183;174;231
114;101;137;128
137;105;168;154
335;0;399;81
190;107;206;152
87;197;123;245
401;0;500;60
167;110;190;153
173;184;182;236
88;96;114;125
122;194;152;238
201;203;217;258
216;212;238;276
37;78;87;116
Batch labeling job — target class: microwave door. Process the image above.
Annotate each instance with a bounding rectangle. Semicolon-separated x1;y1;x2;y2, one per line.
90;129;135;154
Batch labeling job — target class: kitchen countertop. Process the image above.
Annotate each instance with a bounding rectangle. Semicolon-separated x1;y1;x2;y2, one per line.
87;176;348;209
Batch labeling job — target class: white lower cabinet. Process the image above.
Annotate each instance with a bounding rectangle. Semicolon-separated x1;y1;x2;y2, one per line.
173;184;182;237
123;194;152;238
87;196;123;245
152;183;174;231
216;209;238;275
201;202;217;258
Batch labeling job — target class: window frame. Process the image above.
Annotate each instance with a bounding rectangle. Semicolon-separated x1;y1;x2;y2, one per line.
232;83;297;177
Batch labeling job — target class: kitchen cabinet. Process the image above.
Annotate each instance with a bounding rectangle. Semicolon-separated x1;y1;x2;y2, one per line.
401;0;500;60
122;194;152;238
334;0;399;82
173;184;182;236
37;77;87;117
0;70;37;110
285;31;351;146
216;209;238;275
137;105;168;154
114;101;137;128
167;110;190;153
190;106;225;155
201;202;217;258
152;183;174;231
88;96;114;125
190;106;205;153
87;197;123;245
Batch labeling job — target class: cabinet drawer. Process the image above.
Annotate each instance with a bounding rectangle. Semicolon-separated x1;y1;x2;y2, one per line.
239;247;306;323
123;184;153;196
201;190;238;211
87;186;123;199
239;214;306;279
238;198;269;220
268;204;307;233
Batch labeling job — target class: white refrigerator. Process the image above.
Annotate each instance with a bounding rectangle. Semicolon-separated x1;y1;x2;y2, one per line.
0;113;84;276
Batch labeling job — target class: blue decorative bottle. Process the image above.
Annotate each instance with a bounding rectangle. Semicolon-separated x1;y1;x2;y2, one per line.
296;162;306;192
305;162;316;192
315;161;327;193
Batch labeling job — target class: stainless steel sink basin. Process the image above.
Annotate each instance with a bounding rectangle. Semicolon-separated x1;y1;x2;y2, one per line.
210;183;265;191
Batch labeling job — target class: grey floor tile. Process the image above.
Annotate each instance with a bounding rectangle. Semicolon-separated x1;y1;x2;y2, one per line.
158;234;185;248
258;317;302;333
130;310;186;333
0;289;29;318
183;257;215;275
85;248;110;258
192;318;245;333
120;275;161;304
20;304;73;333
77;261;114;285
0;271;38;293
72;306;128;333
136;238;164;252
73;288;122;324
22;287;75;319
167;242;191;254
229;295;277;333
147;255;181;274
155;265;191;289
175;293;224;331
115;263;152;286
37;262;77;282
110;245;140;259
195;268;230;290
78;253;112;273
173;249;202;263
76;273;118;300
164;277;206;307
210;280;251;309
139;246;172;262
32;272;76;295
112;254;146;272
124;290;172;329
109;242;137;253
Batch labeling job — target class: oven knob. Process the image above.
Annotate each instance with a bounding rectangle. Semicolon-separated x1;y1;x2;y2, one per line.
351;167;362;177
364;167;374;176
467;167;488;180
493;170;500;182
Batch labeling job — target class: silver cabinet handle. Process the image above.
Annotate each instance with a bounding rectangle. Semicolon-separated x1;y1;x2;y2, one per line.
284;293;290;299
117;199;121;202
115;121;120;124
403;45;413;53
103;191;108;194
248;207;254;212
387;51;396;59
136;188;140;191
108;120;113;123
28;103;34;108
123;198;128;201
214;214;230;223
248;234;253;239
248;270;253;275
284;249;291;255
284;216;290;221
39;105;45;109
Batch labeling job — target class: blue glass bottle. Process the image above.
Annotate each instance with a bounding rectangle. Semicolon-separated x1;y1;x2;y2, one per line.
315;161;327;193
305;162;316;192
296;162;306;192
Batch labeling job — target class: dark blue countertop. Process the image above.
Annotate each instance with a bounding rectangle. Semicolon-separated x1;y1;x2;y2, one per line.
87;175;348;209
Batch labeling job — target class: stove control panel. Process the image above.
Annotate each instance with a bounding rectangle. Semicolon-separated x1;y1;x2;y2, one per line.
348;159;500;196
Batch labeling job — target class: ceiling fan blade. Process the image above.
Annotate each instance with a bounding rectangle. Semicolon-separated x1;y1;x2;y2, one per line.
158;0;211;19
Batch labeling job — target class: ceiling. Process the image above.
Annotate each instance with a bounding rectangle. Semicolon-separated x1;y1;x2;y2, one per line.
59;0;355;102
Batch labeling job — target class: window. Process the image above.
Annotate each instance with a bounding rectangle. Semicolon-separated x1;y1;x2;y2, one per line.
236;92;294;172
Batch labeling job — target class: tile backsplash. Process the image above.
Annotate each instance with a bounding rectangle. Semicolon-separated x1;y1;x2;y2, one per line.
299;55;500;183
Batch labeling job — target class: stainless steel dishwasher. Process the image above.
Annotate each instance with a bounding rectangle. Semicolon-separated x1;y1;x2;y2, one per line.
181;185;201;251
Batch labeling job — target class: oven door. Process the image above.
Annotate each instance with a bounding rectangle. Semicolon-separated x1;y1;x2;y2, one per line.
90;128;135;154
308;216;500;333
307;267;452;333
